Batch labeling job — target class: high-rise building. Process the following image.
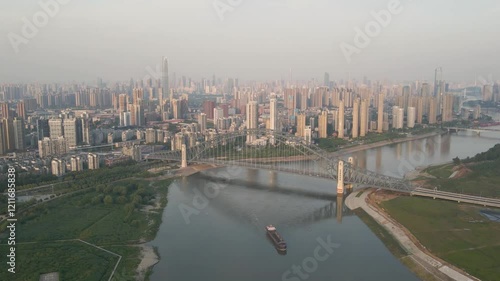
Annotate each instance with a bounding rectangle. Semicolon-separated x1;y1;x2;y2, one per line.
0;102;10;119
269;97;278;131
324;72;330;88
51;158;65;176
146;128;156;144
246;101;258;144
198;113;207;133
360;99;368;137
442;94;454;123
1;118;15;151
88;153;100;170
318;111;328;138
407;107;416;128
49;119;63;138
162;57;169;95
203;100;216;119
337;101;345;138
16;101;26;120
214;107;224;123
416;97;424;124
377;93;384;133
429;97;437;124
71;156;83;172
172;99;182;119
483;85;493;102
304;126;312;145
118;94;128;113
352;98;359;138
296;114;306;137
36;119;50;140
13;118;24;150
63;119;77;149
392;107;404;129
0;122;5;155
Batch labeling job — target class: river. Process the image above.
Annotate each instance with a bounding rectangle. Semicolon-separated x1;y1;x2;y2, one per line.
149;129;500;281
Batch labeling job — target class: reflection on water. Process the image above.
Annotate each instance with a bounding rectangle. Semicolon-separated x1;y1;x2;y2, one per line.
150;168;419;281
346;129;500;178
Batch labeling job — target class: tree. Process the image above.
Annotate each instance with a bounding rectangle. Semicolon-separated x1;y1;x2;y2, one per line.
453;157;461;165
104;195;114;205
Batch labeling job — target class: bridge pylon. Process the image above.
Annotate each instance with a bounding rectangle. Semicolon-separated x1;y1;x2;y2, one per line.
337;160;344;195
346;157;354;191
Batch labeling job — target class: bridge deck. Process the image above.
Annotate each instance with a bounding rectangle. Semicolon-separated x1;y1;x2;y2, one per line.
411;188;500;208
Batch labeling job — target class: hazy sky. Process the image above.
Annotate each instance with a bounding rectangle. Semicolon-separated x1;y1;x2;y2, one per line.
1;0;499;83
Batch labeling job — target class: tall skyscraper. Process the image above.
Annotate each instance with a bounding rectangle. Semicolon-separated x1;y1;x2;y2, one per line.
63;119;77;149
360;99;368;137
118;94;128;113
338;101;345;139
318;111;328;138
324;72;330;88
203;100;216;119
1;118;15;151
269;97;278;131
0;102;10;119
406;107;415;128
246;101;258;144
429;97;437;124
296;114;306;137
16;101;26;120
377;93;384;133
198;113;207;133
352;98;359;138
416;97;424;124
13;118;24;150
0;121;5;155
162;57;169;95
442;94;454;122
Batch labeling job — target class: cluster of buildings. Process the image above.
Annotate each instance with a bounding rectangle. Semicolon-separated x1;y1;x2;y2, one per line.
1;62;499;176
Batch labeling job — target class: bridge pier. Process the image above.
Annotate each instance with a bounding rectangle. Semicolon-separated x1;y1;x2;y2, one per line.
181;144;187;168
337;160;344;195
346;157;354;191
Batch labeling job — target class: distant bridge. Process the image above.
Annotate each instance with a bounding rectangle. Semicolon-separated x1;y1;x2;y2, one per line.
444;127;500;135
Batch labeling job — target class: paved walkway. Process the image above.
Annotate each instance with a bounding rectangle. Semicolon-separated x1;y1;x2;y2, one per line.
345;190;478;281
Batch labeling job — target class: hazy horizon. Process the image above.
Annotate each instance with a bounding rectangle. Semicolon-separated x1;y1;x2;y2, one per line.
1;0;499;83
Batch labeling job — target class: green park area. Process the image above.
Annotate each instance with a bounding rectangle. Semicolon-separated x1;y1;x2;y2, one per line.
0;164;173;281
422;143;500;198
381;196;500;281
376;143;500;280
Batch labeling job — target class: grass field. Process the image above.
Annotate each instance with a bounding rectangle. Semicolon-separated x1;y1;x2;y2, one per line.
381;196;500;281
0;241;118;281
424;163;454;179
0;176;173;281
424;161;500;198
